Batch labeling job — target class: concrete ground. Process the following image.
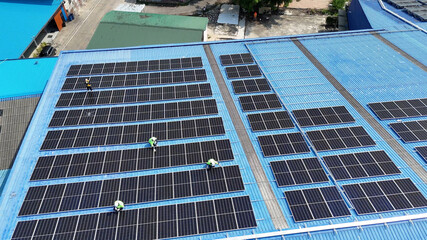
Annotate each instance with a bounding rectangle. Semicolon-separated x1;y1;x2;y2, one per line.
245;9;328;39
50;0;330;54
288;0;330;9
52;0;122;52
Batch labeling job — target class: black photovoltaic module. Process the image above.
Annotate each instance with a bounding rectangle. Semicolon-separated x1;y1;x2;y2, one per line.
343;179;427;215
225;65;262;79
49;99;218;127
219;53;254;66
56;83;212;107
368;98;427;120
66;57;203;76
323;150;400;180
41;117;225;150
293;106;355;127
231;78;271;94
258;132;310;157
306;126;376;151
31;139;234;180
62;69;208;90
284;186;351;222
247;111;294;132
389;120;427;143
13;196;257;239
270;158;329;186
239;94;282;112
415;146;427;162
20;166;244;216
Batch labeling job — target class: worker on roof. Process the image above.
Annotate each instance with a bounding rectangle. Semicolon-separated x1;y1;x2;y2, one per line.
114;200;124;212
206;158;220;171
149;136;157;152
85;78;92;91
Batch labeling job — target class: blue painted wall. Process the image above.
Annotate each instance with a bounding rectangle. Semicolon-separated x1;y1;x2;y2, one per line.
348;0;372;30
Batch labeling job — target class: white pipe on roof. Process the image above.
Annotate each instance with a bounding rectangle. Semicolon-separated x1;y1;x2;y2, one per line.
217;213;427;240
377;0;427;33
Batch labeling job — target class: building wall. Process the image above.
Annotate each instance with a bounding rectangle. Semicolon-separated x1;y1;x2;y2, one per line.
347;0;372;30
0;97;40;170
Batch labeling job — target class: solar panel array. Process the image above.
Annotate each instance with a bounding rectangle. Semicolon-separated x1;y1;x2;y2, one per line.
32;139;234;180
270;158;329;186
231;78;271;94
62;69;208;90
239;94;282;112
41;117;225;150
49;99;218;127
293;106;355;127
20;166;244;216
13;196;256;239
56;83;213;107
415;146;427;162
66;57;203;76
225;65;262;79
323;151;400;181
247;111;294;132
390;120;427;143
258;132;310;157
220;53;254;66
343;179;427;215
284;186;351;222
368;98;427;120
306;126;376;151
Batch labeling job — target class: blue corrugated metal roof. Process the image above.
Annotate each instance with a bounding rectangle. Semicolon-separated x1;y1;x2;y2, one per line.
0;0;62;59
0;30;426;240
0;57;58;99
0;169;10;196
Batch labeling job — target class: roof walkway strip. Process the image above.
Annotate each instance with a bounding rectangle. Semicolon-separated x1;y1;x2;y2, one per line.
203;45;289;230
370;32;427;71
291;38;427;184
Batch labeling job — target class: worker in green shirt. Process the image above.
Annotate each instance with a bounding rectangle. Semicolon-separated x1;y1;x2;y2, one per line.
114;200;124;212
206;158;220;171
149;136;157;152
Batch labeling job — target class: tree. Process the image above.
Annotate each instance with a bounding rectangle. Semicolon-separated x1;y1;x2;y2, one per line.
330;0;347;15
236;0;293;13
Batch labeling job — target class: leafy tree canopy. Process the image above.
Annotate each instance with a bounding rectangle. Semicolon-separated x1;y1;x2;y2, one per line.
236;0;293;13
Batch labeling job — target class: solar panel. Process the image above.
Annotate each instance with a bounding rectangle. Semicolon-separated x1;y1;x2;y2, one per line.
306;126;376;152
32;139;233;180
389;120;427;143
343;178;427;215
239;93;282;112
56;83;213;107
415;146;427;162
49;99;218;127
66;57;203;76
220;53;254;66
14;196;256;239
323;151;400;181
41;117;225;150
271;158;329;186
293;106;355;127
225;65;262;79
22;166;244;215
284;186;350;222
62;69;208;90
258;132;310;157
231;78;271;94
247;111;294;132
368;98;427;120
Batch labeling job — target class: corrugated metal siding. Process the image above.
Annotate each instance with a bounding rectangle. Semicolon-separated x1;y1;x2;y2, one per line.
0;97;40;170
